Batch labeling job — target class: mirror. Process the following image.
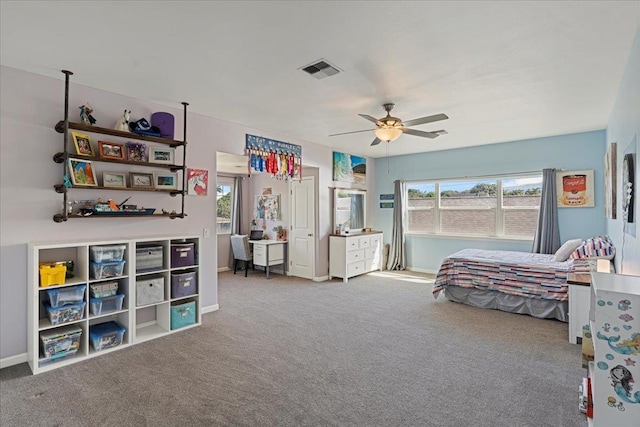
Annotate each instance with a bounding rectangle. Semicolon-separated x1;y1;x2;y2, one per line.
334;189;366;234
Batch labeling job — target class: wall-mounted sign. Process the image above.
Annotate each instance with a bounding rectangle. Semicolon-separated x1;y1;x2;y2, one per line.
380;194;394;200
380;202;394;208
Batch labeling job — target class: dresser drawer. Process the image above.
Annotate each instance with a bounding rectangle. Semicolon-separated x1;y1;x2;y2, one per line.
347;238;359;250
347;261;366;277
358;236;371;249
370;234;381;248
347;249;365;263
366;258;381;272
365;247;379;260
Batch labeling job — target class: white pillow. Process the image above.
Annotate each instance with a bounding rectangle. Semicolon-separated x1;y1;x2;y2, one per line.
554;239;584;262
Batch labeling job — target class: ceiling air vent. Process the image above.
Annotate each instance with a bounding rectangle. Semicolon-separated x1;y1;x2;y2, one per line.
300;59;341;80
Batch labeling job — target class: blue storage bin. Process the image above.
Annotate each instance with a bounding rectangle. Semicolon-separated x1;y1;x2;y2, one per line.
46;285;86;308
45;301;86;325
171;271;197;298
89;321;125;351
170;301;196;330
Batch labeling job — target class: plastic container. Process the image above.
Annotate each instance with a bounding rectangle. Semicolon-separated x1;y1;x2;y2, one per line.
39;263;67;287
170;300;196;330
40;325;83;357
38;349;78;367
89;281;119;298
90;244;126;263
90;261;125;279
136;245;163;273
170;243;195;268
136;276;164;306
45;301;86;325
171;271;197;298
46;285;86;308
89;321;125;351
89;294;124;315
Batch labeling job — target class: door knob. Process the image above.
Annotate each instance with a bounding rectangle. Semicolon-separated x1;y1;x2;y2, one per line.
307;233;313;236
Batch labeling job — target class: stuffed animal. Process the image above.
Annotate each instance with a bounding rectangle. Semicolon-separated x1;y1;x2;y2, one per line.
79;103;96;125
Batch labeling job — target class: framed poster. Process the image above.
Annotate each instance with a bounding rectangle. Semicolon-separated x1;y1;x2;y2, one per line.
254;195;281;220
187;168;208;196
556;170;594;208
333;151;366;185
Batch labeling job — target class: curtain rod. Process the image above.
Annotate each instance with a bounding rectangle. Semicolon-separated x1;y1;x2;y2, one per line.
401;168;564;183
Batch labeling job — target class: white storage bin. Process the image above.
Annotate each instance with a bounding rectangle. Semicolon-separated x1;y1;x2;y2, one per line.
136;276;164;306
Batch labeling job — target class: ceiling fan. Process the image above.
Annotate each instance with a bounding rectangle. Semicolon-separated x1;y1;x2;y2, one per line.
329;103;448;146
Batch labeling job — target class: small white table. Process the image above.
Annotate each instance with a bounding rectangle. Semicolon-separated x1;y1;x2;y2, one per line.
249;240;287;279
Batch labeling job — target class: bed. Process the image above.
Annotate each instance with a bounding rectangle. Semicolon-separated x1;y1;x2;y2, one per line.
432;248;600;322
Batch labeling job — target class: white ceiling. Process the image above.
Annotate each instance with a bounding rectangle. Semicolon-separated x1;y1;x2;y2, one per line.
1;1;639;160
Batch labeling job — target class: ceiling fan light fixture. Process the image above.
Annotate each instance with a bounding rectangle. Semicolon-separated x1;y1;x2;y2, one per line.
374;126;403;142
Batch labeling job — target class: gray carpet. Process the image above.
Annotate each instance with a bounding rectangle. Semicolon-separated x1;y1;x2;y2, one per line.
1;270;586;427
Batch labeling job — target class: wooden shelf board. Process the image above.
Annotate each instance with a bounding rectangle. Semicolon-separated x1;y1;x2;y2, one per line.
38;317;86;331
69;185;182;193
67;154;185;170
66;122;185;147
135;323;169;343
68;213;186;219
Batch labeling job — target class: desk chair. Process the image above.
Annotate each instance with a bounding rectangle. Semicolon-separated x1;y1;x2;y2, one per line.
230;235;253;277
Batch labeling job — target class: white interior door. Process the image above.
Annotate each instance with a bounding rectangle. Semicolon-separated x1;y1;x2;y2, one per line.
289;176;315;279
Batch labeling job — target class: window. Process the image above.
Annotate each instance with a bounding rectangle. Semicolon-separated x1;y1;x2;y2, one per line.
406;174;542;239
216;182;233;234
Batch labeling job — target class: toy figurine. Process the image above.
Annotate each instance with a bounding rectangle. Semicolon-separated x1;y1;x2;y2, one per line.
79;103;96;125
114;110;131;132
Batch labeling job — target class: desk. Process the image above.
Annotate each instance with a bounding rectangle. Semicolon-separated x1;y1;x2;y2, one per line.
567;272;591;344
249;240;287;279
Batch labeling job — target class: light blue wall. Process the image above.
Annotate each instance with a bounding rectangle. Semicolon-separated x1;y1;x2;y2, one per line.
606;27;640;276
374;130;606;271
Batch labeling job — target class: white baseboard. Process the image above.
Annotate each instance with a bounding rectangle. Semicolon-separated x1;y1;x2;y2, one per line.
313;275;329;282
1;352;27;369
202;304;219;314
217;267;230;272
406;267;439;275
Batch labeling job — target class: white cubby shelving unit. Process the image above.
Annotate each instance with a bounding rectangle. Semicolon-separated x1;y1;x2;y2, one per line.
28;235;201;375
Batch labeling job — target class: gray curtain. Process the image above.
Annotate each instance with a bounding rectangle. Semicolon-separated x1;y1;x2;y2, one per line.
532;168;560;254
228;176;244;268
387;180;406;270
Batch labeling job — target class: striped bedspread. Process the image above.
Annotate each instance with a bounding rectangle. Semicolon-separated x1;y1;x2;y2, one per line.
433;249;590;302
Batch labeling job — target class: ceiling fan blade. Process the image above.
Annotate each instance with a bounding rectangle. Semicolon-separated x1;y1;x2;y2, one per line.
358;114;379;124
370;137;382;146
329;128;376;137
402;128;439;139
402;113;449;127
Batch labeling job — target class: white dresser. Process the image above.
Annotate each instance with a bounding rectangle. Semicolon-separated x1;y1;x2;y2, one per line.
329;232;383;283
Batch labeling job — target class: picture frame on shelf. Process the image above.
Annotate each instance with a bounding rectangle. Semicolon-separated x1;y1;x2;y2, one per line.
71;132;95;157
68;158;98;187
102;172;127;188
126;142;147;163
129;172;154;189
153;171;179;190
98;141;126;160
149;147;175;165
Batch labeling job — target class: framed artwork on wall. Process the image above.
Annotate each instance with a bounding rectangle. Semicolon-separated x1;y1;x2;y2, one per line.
333;151;366;185
556;170;594;208
604;143;617;219
623;153;635;223
187;168;208;196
